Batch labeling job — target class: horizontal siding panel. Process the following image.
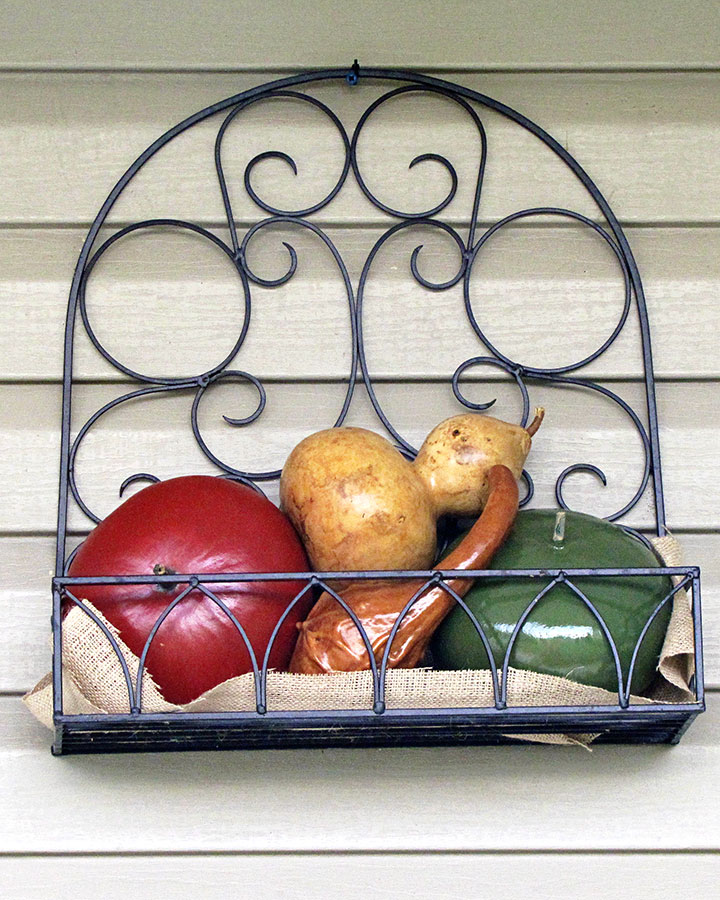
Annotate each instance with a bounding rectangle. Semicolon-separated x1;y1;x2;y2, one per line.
1;72;719;226
3;532;717;694
2;225;719;382
1;381;717;533
2;695;717;852
2;536;75;692
2;0;719;70
2;853;719;900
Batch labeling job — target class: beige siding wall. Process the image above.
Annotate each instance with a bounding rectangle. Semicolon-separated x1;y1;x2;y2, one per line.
2;2;718;896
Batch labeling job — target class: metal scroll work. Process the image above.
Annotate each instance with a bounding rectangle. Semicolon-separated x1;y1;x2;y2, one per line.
52;66;704;752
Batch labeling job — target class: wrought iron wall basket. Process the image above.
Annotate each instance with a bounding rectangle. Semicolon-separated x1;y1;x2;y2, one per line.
51;65;705;754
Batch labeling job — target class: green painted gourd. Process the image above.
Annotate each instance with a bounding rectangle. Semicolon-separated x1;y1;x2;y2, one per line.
431;509;674;694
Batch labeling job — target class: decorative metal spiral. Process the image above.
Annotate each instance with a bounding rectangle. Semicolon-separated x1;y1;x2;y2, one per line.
59;68;665;543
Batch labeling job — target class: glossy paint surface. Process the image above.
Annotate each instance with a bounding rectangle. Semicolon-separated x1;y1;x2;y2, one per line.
432;509;673;693
67;476;311;704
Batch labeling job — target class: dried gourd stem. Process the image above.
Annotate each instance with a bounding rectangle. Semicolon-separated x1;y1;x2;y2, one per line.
526;407;545;437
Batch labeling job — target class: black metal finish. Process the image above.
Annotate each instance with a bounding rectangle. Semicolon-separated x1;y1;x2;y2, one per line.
52;65;704;753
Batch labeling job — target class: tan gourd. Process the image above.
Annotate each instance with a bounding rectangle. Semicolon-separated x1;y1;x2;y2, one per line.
289;465;519;674
280;409;543;573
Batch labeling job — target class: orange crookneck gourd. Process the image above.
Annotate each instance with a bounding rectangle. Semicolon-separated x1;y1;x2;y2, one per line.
288;464;520;674
280;412;541;675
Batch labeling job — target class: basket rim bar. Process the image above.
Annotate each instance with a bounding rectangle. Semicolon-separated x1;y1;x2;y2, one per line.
54;702;705;726
54;565;701;587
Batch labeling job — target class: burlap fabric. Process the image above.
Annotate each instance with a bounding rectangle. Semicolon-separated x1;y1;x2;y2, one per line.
23;536;696;746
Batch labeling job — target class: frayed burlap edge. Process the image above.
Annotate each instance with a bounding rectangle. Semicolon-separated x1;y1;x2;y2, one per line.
23;536;695;748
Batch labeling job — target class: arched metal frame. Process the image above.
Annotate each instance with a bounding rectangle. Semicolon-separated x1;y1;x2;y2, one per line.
51;65;704;754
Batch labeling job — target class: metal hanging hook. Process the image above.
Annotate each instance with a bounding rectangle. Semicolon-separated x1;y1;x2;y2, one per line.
346;59;360;85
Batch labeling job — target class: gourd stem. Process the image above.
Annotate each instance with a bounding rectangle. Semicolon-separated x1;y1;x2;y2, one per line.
526;407;545;437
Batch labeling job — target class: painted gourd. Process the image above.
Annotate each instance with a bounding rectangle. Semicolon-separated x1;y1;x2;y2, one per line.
431;509;673;694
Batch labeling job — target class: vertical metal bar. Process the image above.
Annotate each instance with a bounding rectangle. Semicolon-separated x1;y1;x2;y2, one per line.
52;587;63;718
691;571;705;705
55;277;80;579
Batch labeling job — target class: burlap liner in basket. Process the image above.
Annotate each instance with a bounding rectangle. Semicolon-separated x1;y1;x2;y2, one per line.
24;536;697;747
